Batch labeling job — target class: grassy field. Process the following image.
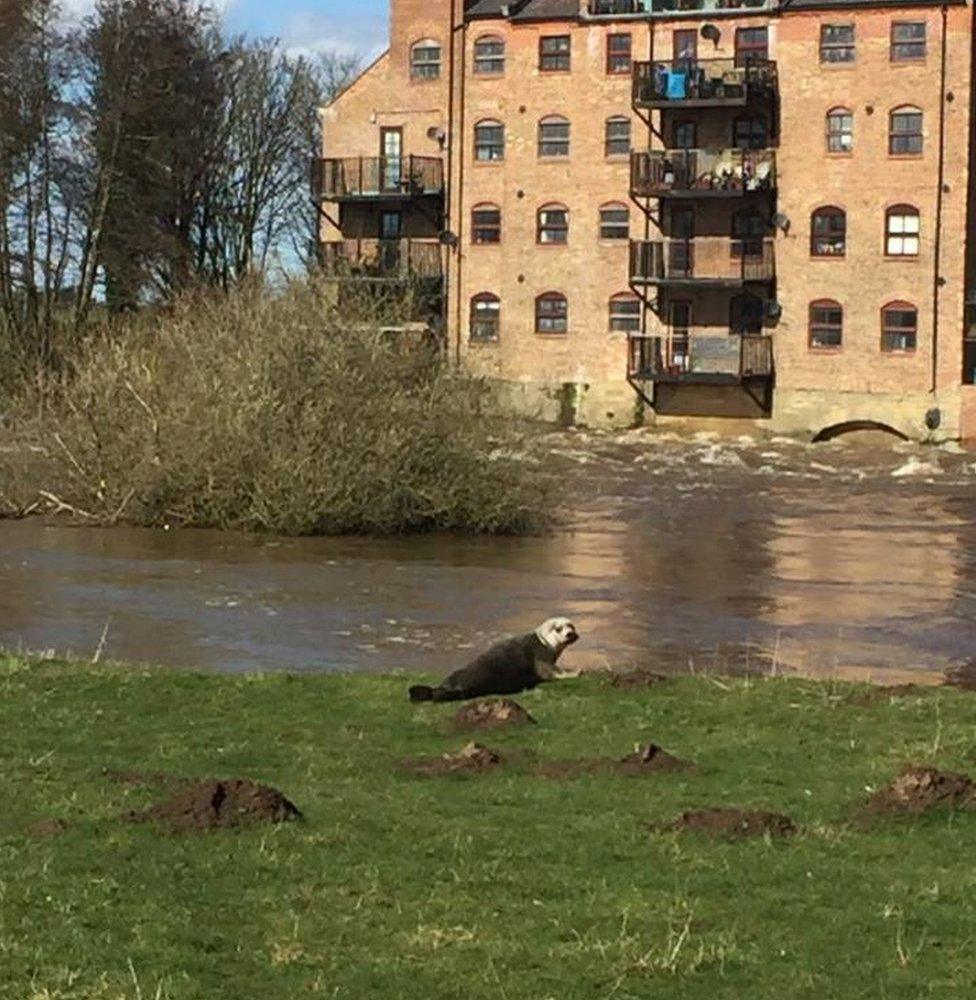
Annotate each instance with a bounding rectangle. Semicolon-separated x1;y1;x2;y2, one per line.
2;658;976;999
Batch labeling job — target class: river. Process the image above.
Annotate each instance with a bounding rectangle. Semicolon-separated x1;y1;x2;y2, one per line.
2;429;975;684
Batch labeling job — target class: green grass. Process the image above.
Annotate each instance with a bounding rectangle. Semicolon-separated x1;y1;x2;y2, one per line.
2;658;976;999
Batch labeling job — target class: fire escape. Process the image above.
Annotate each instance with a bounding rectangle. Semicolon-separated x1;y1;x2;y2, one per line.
628;51;780;418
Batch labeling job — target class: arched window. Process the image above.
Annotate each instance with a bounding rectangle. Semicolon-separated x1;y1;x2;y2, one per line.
536;292;568;334
885;204;920;257
470;293;500;342
811;206;846;257
605;116;631;158
732;115;768;150
410;39;441;80
537;204;568;244
599;202;629;241
538;115;570;157
809;299;843;350
473;35;505;75
609;293;640;332
881;301;917;352
889;106;923;155
474;119;504;161
471;203;501;244
826;107;853;153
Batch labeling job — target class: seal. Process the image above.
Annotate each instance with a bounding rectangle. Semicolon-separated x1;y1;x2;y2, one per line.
408;617;580;703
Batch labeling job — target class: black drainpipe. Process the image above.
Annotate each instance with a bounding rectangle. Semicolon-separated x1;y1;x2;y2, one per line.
452;2;468;366
444;0;458;358
931;5;948;394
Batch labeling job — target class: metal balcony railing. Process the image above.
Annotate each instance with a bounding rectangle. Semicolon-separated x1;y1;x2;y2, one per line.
630;238;775;285
631;149;776;198
628;333;773;380
633;58;778;106
313;156;444;200
318;239;443;281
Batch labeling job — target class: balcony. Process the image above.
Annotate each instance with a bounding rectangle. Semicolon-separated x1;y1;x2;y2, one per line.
630;238;775;287
631;149;776;199
589;0;774;13
633;58;778;108
313;156;444;201
319;239;442;282
629;333;772;382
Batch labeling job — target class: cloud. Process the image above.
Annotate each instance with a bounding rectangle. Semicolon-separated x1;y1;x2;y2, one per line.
277;8;389;61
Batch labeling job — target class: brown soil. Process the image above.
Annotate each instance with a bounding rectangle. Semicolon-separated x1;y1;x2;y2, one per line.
658;808;796;839
537;742;694;779
860;765;976;817
606;669;668;690
450;698;535;732
943;661;976;691
125;779;302;833
851;684;932;705
25;817;70;838
400;741;503;777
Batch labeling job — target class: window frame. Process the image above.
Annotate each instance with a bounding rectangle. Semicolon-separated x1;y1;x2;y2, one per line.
734;26;769;67
473;119;505;162
535;292;569;335
889;106;923;156
537;204;569;245
609;293;641;333
471;203;502;245
606;33;632;75
808;299;843;351
881;301;918;353
826;107;853;153
604;116;631;158
473;34;505;76
599;203;630;242
538;115;570;158
410;39;442;80
469;293;501;343
891;21;926;62
539;34;571;73
819;24;855;64
810;206;847;258
885;204;920;258
732;115;768;150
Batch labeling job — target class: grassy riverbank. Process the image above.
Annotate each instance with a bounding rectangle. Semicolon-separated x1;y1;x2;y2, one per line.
3;658;976;999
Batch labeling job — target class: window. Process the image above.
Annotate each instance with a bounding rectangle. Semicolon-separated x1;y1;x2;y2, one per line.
826;107;853;152
536;293;568;334
881;302;917;352
539;35;570;72
609;294;640;333
885;205;920;256
538;116;570;158
809;300;843;350
732;211;766;259
474;35;505;75
474;119;504;161
607;33;632;75
732;116;767;150
891;22;926;61
811;207;846;256
735;27;768;67
605;117;631;157
673;121;696;149
820;25;855;63
599;203;629;240
889;107;923;155
410;39;441;80
673;29;697;62
470;293;500;342
537;204;568;245
472;204;501;244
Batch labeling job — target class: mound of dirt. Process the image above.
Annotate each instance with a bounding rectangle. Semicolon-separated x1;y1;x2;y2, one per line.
451;699;535;731
861;766;976;817
125;779;302;833
659;808;796;839
401;741;503;777
606;669;668;690
943;662;976;691
615;743;695;775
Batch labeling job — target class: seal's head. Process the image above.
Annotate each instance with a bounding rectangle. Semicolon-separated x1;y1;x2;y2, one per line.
535;617;580;654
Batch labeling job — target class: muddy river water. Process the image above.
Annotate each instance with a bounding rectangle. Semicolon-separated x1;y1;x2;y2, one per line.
3;429;976;683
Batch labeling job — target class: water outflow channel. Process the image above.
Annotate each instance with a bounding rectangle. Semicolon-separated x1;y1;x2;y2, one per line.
2;430;976;683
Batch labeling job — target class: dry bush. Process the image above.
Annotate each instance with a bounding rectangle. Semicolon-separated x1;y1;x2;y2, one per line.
0;280;552;535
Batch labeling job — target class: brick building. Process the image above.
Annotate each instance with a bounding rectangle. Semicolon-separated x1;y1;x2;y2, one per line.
317;0;976;438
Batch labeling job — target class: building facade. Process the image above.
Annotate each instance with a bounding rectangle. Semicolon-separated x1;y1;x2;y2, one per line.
317;0;976;438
